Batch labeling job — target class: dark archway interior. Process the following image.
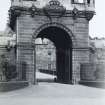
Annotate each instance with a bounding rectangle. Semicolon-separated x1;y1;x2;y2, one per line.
36;26;72;83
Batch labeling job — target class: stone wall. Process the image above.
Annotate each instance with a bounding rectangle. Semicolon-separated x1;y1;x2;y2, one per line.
80;63;105;82
80;38;105;82
90;48;105;64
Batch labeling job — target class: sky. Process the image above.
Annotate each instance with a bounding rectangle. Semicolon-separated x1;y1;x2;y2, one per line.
0;0;105;38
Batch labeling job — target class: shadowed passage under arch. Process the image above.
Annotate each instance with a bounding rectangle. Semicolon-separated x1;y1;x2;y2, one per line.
36;26;72;83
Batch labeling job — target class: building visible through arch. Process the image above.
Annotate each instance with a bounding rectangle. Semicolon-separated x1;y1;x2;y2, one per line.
34;26;72;83
8;0;95;84
35;38;56;80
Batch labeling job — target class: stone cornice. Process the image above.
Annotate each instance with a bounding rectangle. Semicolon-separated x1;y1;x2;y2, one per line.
9;6;95;17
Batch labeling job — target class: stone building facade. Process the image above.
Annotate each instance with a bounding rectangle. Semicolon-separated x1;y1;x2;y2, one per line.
35;39;56;72
8;0;95;84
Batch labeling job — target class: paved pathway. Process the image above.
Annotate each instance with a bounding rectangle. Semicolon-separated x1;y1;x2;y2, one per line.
0;72;105;105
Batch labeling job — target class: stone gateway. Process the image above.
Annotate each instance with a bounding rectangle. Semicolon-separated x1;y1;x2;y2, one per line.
9;0;95;84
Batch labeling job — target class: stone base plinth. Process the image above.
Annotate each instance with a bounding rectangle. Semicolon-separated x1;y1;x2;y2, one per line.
0;81;29;92
79;81;105;88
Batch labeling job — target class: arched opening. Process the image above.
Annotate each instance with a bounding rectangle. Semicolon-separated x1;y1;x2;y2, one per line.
35;26;72;83
35;38;56;82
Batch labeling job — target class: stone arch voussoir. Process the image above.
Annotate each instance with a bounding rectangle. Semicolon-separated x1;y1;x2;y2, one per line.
32;22;77;47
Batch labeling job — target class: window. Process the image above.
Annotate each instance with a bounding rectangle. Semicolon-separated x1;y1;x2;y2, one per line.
87;0;90;4
72;0;84;4
48;64;51;70
78;0;84;3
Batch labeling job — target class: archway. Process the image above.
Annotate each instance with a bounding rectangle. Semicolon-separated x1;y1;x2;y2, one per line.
35;26;72;83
